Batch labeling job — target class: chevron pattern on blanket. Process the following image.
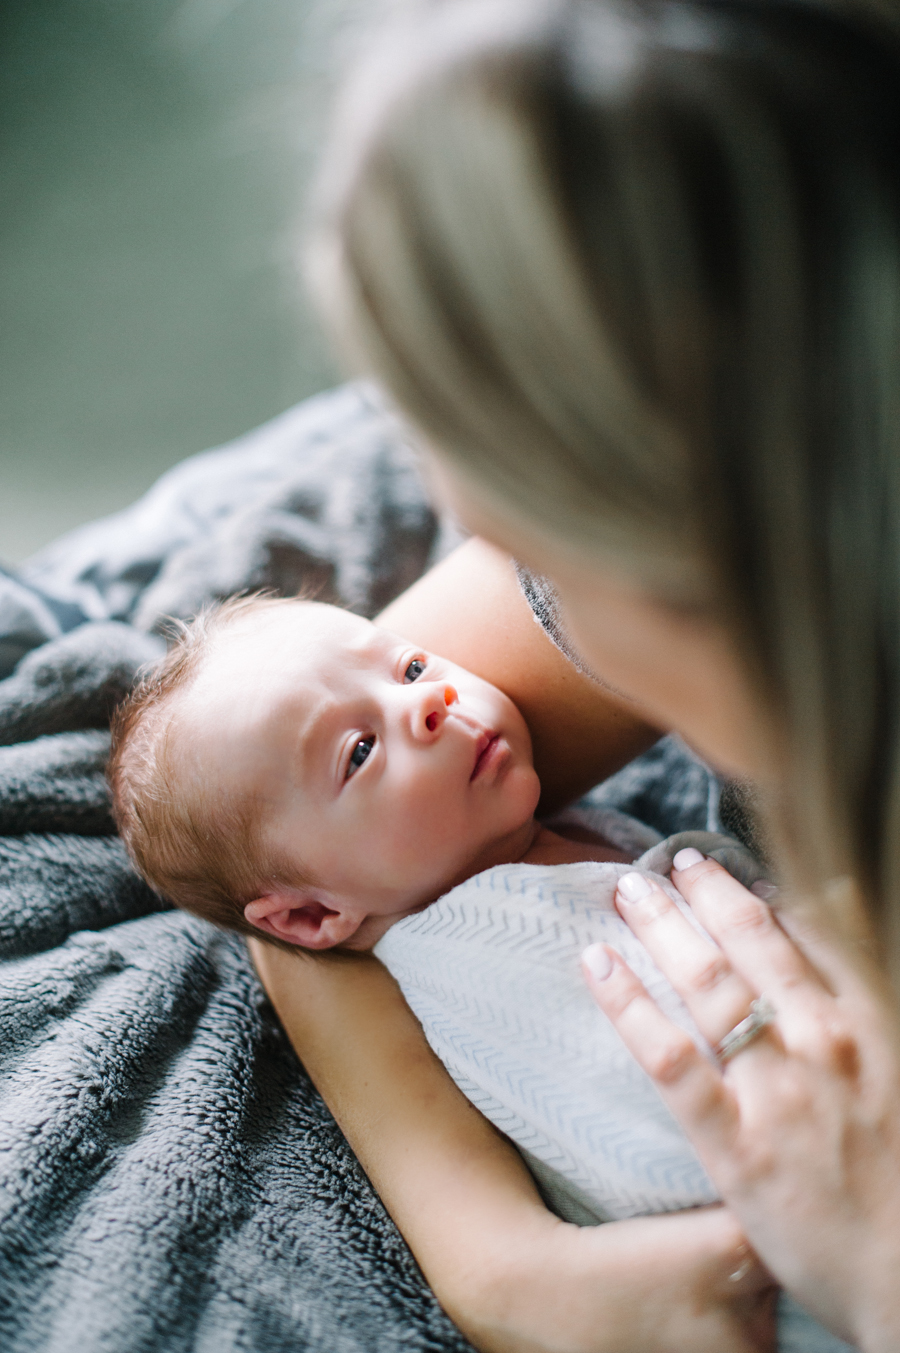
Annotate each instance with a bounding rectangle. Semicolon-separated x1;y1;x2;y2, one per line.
376;852;720;1223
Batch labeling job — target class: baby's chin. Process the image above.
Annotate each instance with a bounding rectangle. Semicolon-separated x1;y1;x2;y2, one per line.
444;817;540;894
343;799;541;952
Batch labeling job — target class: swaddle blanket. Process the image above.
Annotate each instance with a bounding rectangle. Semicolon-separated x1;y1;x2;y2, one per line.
375;820;761;1224
382;856;717;1221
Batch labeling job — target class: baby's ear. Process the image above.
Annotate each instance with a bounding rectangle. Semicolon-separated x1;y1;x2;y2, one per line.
244;893;361;949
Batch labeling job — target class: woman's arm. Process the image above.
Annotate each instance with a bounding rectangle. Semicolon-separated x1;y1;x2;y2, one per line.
376;537;660;814
249;939;776;1353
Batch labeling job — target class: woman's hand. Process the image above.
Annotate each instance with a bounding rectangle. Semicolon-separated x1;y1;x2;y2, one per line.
582;854;900;1353
496;1203;777;1353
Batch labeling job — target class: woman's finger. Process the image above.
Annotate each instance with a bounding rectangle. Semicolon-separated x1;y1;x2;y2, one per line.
614;870;763;1048
670;854;833;1019
582;944;739;1153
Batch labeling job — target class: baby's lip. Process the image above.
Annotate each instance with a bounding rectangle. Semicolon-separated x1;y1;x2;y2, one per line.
470;730;500;780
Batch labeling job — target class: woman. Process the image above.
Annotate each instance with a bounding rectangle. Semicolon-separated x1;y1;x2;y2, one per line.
253;2;900;1349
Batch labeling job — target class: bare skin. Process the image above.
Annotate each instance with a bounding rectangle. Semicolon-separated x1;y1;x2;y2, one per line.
249;537;777;1353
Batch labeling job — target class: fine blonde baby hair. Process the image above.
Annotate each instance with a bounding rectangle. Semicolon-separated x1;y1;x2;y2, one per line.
109;594;313;950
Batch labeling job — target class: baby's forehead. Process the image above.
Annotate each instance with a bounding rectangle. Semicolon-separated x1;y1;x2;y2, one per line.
207;601;384;678
172;602;388;773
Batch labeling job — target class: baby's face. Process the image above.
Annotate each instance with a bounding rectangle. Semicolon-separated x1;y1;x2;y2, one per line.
177;602;540;946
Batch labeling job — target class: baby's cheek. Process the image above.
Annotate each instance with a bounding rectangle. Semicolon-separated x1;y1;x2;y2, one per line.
404;793;468;855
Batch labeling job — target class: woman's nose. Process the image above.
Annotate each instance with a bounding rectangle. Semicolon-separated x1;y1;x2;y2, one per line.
423;684;458;733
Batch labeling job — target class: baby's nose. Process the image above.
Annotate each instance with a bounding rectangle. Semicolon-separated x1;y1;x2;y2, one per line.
424;685;458;732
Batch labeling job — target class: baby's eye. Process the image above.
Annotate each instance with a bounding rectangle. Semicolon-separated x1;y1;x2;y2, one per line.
346;735;375;778
404;658;426;683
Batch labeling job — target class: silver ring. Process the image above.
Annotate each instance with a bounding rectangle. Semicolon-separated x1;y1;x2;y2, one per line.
715;996;776;1066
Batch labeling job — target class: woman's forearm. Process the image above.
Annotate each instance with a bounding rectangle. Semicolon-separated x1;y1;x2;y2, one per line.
247;940;568;1350
376;538;660;814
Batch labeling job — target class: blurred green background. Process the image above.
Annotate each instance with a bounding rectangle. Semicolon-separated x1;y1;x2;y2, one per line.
0;0;380;565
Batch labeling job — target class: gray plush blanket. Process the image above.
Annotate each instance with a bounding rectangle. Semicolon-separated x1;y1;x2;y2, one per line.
0;383;722;1352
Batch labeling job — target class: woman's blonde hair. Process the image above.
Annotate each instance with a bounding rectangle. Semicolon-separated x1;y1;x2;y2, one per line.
313;0;900;975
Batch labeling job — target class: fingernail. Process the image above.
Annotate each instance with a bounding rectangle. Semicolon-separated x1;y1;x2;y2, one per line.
673;847;705;871
444;684;458;706
582;943;613;981
617;871;653;903
751;880;779;901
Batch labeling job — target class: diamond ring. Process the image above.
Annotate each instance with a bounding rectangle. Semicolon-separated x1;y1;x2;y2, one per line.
715;996;776;1066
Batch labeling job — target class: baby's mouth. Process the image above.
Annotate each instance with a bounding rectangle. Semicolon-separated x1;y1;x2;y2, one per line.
471;731;500;780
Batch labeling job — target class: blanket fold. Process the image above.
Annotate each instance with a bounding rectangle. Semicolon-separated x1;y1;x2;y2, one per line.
0;731;114;838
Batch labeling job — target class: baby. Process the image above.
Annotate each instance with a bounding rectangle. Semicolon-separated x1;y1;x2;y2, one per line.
110;594;846;1353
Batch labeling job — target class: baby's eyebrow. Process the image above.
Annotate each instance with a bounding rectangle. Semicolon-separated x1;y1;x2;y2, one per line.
291;628;403;788
293;650;389;784
294;695;346;791
346;627;395;663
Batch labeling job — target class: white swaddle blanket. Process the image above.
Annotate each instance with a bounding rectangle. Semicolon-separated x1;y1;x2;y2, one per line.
374;809;856;1351
376;813;728;1223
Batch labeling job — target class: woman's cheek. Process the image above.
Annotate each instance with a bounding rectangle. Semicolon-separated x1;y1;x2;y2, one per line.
555;576;775;780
